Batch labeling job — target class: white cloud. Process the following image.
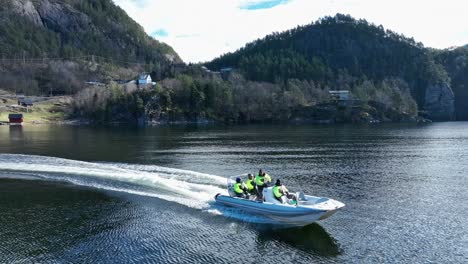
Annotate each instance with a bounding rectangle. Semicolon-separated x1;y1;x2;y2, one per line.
114;0;468;63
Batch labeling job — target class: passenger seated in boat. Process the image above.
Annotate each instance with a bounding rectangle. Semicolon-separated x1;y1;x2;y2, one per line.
273;179;297;205
255;169;271;199
233;177;247;198
244;174;256;195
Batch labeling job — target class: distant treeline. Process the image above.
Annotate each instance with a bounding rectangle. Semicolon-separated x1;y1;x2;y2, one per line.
71;72;417;124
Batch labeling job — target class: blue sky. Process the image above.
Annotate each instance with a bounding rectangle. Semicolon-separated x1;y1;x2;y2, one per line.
151;29;169;38
239;0;291;10
114;0;468;63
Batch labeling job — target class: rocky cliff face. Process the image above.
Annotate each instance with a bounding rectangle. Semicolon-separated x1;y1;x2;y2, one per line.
11;0;43;26
10;0;104;33
4;0;180;63
424;83;455;121
36;0;93;33
10;0;93;33
434;47;468;120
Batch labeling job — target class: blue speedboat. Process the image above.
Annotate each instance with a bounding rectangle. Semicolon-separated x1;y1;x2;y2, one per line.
215;176;345;226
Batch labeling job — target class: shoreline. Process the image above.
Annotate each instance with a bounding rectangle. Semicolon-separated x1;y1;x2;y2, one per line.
0;117;435;127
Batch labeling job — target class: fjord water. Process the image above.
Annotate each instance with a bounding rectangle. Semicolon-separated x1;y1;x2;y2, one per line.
0;123;467;263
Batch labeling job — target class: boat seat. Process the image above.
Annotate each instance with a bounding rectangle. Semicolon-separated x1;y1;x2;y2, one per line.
262;187;283;204
297;192;307;201
280;196;288;204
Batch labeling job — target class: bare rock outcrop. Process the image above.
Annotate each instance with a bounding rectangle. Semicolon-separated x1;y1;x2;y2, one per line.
424;83;455;121
9;0;93;33
11;0;43;26
36;0;92;33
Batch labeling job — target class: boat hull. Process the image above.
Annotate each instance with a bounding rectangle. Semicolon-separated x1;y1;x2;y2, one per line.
215;194;342;226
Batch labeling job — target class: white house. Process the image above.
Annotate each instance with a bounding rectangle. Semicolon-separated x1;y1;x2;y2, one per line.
137;74;152;85
329;90;350;101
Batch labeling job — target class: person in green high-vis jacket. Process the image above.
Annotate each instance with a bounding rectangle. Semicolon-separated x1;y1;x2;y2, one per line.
233;177;247;198
255;169;271;200
272;179;297;204
244;174;256;195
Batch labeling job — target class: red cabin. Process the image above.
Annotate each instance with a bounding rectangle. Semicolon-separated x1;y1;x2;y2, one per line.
8;114;23;125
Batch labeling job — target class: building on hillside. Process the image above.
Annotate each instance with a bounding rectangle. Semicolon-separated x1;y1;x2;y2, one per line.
113;79;133;85
8;114;23;125
221;67;233;72
17;98;33;107
137;73;152;85
329;90;350;101
85;81;105;87
220;67;234;80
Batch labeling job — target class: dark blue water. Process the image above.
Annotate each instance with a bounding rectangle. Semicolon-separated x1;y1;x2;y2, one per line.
0;123;467;263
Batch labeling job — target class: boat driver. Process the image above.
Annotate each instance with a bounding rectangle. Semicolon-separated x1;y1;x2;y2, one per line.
273;179;297;205
233;177;248;198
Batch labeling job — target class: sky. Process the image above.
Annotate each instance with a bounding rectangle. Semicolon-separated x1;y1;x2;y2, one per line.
113;0;468;63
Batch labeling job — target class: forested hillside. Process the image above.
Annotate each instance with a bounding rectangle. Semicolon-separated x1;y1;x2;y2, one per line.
0;0;181;95
71;14;467;124
206;14;460;121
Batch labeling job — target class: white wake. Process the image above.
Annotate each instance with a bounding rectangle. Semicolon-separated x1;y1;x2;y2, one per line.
0;154;274;224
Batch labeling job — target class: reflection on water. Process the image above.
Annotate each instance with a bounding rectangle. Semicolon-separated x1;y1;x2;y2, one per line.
256;224;340;257
0;179;133;262
8;125;23;141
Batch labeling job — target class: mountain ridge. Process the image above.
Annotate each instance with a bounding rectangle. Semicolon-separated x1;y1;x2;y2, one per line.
0;0;181;95
205;14;462;121
2;0;180;63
